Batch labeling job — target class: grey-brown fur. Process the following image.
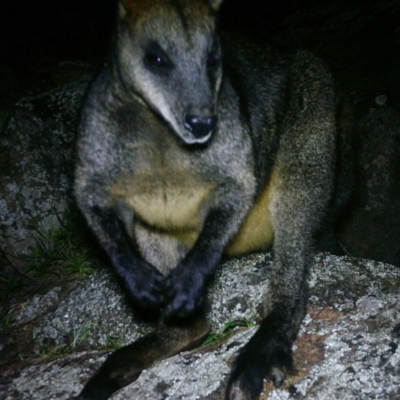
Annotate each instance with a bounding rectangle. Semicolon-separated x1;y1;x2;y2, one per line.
74;0;353;399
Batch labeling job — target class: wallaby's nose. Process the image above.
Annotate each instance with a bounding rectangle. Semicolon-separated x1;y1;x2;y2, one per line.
184;115;217;140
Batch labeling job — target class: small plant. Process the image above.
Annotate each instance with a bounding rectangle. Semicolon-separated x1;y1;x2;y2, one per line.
68;320;93;348
23;206;95;279
61;248;93;276
0;275;20;291
105;335;123;349
39;320;94;359
201;319;255;347
3;314;13;326
39;340;72;359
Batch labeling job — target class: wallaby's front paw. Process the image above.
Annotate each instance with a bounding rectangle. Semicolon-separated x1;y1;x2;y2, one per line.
226;341;293;400
122;258;166;310
164;266;206;318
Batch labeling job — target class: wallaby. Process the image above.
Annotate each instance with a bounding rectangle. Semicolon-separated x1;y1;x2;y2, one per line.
74;0;353;398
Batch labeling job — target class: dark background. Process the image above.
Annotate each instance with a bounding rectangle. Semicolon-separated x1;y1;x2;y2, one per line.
0;0;399;101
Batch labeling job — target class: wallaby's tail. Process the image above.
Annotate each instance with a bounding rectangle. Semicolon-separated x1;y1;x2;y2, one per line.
77;313;210;400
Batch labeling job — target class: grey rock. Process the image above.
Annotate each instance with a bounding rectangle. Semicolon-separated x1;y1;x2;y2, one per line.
0;78;89;258
337;102;400;266
2;253;400;399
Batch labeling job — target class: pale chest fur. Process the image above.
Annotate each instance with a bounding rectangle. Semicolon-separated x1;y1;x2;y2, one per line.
109;152;277;258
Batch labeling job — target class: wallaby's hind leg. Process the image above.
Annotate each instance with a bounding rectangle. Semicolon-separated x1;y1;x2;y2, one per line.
77;312;210;400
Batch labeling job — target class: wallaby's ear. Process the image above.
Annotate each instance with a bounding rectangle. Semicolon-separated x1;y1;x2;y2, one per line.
119;0;142;19
119;1;127;19
208;0;224;11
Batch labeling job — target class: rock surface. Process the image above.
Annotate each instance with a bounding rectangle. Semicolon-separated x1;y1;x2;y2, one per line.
0;77;88;257
337;104;400;266
1;253;399;399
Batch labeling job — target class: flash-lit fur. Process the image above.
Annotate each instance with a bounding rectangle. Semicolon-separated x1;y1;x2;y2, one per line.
75;0;353;399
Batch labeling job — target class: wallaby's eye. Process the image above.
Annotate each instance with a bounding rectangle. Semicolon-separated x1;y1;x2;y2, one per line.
144;41;172;73
145;53;167;68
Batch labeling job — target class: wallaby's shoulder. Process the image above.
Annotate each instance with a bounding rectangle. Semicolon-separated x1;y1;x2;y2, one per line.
220;33;337;113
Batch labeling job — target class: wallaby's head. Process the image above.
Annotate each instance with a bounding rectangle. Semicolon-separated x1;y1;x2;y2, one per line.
116;0;224;144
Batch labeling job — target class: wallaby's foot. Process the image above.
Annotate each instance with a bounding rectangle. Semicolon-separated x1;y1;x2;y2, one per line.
225;312;294;400
226;346;292;400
